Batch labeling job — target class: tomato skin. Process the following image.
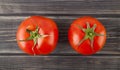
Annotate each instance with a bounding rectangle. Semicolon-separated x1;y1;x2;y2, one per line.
68;16;106;55
16;16;58;55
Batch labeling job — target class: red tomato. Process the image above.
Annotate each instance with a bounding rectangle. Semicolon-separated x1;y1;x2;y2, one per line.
16;16;58;55
68;16;106;55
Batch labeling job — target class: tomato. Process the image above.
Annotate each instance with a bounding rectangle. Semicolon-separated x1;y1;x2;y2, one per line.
16;16;58;55
68;16;106;55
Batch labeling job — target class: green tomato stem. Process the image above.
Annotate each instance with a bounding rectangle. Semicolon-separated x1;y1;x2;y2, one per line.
76;22;104;50
19;26;49;55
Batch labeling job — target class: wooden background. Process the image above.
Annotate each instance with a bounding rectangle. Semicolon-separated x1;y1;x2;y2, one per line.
0;0;119;70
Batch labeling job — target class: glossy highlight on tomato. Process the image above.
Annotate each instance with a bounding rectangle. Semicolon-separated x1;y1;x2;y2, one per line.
68;16;106;55
16;16;58;55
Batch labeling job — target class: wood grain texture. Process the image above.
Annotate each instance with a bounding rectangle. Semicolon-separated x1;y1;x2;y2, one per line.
0;0;119;70
0;16;119;54
0;56;119;70
0;0;120;15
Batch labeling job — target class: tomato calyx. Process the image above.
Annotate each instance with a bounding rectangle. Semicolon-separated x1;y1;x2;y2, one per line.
76;22;104;50
19;26;49;55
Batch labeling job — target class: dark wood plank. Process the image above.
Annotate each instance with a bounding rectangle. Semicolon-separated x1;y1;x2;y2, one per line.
0;16;119;54
0;0;120;15
0;56;119;70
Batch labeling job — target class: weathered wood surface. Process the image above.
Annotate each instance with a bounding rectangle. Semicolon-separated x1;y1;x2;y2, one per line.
0;0;119;70
0;17;119;55
0;56;119;70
